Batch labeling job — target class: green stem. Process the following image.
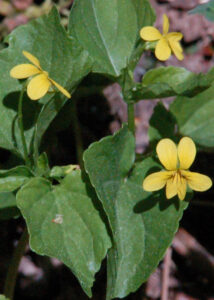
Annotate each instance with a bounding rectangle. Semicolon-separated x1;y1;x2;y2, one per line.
71;97;84;169
33;124;39;169
4;227;29;300
18;85;31;167
127;102;135;136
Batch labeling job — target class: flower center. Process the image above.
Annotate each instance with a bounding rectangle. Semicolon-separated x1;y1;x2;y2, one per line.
171;169;187;186
43;70;49;77
171;169;184;185
162;35;169;44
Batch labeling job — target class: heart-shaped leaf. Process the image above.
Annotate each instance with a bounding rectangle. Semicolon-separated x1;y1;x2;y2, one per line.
0;7;92;157
84;126;188;299
17;170;111;297
69;0;155;77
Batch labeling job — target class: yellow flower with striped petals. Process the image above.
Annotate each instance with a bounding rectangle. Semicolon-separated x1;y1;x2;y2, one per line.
10;51;71;100
143;137;212;201
140;14;184;61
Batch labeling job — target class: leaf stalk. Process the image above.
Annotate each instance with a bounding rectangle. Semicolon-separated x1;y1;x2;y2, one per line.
4;227;29;300
127;102;135;136
71;96;84;169
18;84;31;168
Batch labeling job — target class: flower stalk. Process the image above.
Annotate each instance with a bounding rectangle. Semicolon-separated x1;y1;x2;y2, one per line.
127;102;135;136
18;83;31;168
71;96;84;169
4;227;29;300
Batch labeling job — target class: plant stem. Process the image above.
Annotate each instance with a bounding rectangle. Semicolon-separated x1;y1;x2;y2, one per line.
18;85;31;167
127;102;135;136
71;96;84;169
33;124;39;169
4;227;29;300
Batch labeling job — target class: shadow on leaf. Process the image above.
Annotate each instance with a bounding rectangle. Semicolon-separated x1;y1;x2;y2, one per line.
134;190;181;214
81;170;113;241
144;165;162;177
3;91;42;130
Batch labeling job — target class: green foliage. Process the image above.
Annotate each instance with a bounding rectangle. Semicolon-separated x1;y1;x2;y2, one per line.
189;0;214;22
69;0;155;77
49;165;78;180
0;1;212;298
16;170;111;297
148;103;176;144
170;85;214;148
126;66;214;101
35;152;50;176
0;7;92;157
0;295;9;300
84;126;187;299
0;166;33;192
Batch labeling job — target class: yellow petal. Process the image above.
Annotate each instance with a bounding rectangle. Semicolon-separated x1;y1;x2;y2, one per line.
177;176;187;201
155;38;171;61
167;32;183;41
163;14;169;35
171;42;183;60
166;177;177;199
143;171;172;192
22;51;41;69
168;38;184;60
166;173;187;200
140;26;162;41
182;170;212;191
178;137;196;170
10;64;40;79
27;74;51;100
49;78;71;98
156;138;177;171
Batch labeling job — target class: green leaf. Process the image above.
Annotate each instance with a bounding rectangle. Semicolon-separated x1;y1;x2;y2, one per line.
35;152;50;177
148;103;176;144
0;7;92;156
189;0;214;22
0;295;10;300
49;165;79;180
0;192;19;220
0;166;33;192
127;157;188;281
170;85;214;147
84;126;187;299
69;0;155;77
129;66;214;101
16;170;111;297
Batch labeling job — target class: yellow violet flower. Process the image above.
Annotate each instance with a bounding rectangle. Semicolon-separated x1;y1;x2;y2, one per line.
143;137;212;201
140;14;184;61
10;51;71;100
